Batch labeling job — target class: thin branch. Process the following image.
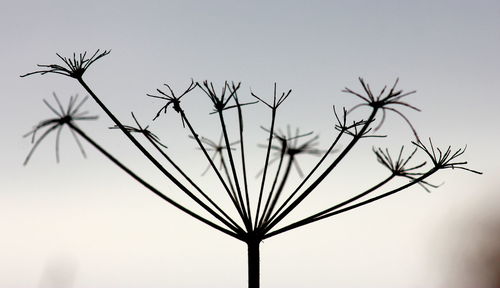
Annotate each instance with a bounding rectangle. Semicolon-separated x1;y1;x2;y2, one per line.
263;108;378;234
70;123;243;241
230;82;254;226
253;83;291;231
264;169;437;239
78;79;243;232
112;115;245;233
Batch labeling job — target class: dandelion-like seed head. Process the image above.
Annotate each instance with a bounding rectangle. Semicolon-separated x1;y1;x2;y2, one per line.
21;50;110;79
373;146;438;191
190;134;239;175
259;126;324;177
23;93;98;165
197;81;242;113
147;80;196;125
109;112;168;149
412;138;482;174
343;78;420;140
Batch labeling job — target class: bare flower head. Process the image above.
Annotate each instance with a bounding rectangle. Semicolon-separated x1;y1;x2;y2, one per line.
109;112;168;148
344;78;420;140
373;146;437;191
23;93;98;165
147;80;196;125
259;126;324;177
333;105;385;138
190;134;239;175
413;138;482;174
21;50;110;79
221;82;259;115
197;81;241;113
251;83;291;110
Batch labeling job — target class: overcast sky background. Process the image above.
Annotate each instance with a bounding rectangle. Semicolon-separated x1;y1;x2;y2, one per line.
1;1;500;287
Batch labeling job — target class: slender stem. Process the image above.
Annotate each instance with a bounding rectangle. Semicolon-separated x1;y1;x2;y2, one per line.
263;131;343;229
144;134;244;234
235;97;252;227
180;110;249;226
258;148;287;228
247;238;261;288
254;109;277;230
69;123;243;240
218;111;250;229
77;78;240;233
264;169;437;239
264;108;378;234
262;155;294;225
220;153;238;201
308;174;395;220
265;174;394;238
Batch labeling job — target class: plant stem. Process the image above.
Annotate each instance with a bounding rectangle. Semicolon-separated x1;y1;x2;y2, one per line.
218;111;251;229
69;123;243;240
263;130;343;229
254;109;277;230
262;155;294;225
264;108;378;234
258;148;287;228
247;238;261;288
234;94;253;227
144;134;244;234
180;111;249;226
264;169;438;239
77;78;238;232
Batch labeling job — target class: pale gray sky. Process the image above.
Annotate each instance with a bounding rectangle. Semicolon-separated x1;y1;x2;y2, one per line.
1;1;500;287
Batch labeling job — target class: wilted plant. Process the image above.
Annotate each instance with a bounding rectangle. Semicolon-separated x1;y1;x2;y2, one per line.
22;50;481;288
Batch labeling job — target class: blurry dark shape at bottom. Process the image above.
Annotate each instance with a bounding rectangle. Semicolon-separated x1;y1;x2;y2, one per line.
444;192;500;288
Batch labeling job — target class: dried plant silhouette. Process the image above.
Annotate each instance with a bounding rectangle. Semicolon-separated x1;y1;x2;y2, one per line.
22;50;481;288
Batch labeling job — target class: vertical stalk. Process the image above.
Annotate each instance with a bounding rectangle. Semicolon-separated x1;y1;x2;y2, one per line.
236;103;253;226
218;111;251;229
258;148;286;228
262;155;294;225
247;238;261;288
254;109;277;230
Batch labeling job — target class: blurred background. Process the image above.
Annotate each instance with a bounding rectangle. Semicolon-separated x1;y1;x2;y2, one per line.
1;1;499;287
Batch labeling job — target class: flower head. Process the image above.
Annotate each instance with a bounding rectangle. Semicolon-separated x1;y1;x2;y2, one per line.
344;78;420;140
251;83;291;110
24;93;98;165
21;50;110;79
147;80;196;126
259;126;324;177
333;105;384;138
109;112;167;149
412;138;482;174
190;134;239;175
197;81;241;113
373;146;437;191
